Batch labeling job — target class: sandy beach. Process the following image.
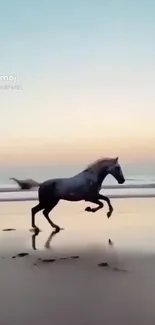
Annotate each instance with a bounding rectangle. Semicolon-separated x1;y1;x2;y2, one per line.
1;198;155;325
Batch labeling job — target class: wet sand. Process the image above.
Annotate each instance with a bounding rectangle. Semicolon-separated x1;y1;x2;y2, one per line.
1;198;155;325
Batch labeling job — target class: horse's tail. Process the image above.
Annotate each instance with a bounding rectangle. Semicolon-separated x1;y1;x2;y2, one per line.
10;178;40;189
9;178;21;185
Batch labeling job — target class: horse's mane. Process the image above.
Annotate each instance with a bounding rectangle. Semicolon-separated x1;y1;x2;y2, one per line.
85;157;116;171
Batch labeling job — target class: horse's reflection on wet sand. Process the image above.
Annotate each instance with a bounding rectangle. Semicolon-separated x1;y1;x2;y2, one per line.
31;228;62;251
30;228;124;270
1;227;126;271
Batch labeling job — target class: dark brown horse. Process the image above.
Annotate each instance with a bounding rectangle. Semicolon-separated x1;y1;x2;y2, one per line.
31;157;125;232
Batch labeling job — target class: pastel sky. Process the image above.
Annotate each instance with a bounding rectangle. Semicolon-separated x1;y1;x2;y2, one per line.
0;0;155;165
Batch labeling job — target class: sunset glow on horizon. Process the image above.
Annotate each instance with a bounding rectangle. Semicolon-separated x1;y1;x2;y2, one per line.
1;134;155;166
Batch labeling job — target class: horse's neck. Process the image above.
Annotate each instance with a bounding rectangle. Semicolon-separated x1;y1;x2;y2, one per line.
84;167;108;185
97;168;108;186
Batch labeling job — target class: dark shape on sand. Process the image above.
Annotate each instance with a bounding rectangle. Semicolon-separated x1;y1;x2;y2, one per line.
98;262;109;267
35;254;80;265
39;258;56;263
16;253;29;257
9;178;40;190
12;253;29;259
108;239;113;246
60;257;68;260
2;228;16;231
31;157;125;231
38;256;80;263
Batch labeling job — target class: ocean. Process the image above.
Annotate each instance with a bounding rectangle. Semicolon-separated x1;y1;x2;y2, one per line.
0;163;155;201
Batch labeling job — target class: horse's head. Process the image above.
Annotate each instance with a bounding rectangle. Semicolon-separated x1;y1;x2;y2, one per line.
85;157;125;185
107;157;125;184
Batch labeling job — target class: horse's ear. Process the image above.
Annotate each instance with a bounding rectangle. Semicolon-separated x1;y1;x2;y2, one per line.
115;157;118;163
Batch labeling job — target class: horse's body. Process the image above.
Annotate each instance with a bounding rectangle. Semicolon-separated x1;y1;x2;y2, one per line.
31;157;125;231
39;171;98;202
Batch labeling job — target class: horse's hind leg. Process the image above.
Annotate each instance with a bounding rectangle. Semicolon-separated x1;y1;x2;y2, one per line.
43;200;61;231
31;203;43;230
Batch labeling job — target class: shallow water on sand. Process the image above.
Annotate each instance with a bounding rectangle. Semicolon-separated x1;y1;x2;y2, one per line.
1;198;155;254
1;199;155;325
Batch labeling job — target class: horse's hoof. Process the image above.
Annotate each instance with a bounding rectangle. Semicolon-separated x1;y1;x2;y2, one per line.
107;212;112;218
54;226;61;232
85;207;92;212
30;227;40;233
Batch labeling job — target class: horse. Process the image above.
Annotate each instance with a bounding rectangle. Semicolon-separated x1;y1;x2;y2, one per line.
10;178;40;190
31;157;125;231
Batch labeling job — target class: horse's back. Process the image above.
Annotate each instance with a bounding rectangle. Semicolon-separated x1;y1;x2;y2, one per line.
40;171;85;188
38;171;98;202
40;178;59;187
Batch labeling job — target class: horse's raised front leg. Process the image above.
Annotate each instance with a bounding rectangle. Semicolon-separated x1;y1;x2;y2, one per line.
85;200;104;213
85;194;113;218
98;194;113;218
